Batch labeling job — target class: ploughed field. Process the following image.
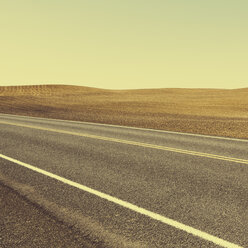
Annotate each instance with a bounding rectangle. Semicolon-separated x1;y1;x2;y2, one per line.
0;84;248;139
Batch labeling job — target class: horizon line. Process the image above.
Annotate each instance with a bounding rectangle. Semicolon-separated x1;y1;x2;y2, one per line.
0;83;247;91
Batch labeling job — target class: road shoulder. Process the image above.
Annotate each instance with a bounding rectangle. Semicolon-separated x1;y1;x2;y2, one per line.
0;182;94;248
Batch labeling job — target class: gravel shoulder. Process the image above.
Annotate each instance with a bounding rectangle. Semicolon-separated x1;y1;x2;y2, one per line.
0;182;95;248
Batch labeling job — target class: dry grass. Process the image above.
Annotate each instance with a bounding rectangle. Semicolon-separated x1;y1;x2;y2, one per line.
0;84;248;139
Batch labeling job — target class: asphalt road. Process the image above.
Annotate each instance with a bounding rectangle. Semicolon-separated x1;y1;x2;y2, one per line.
0;113;247;248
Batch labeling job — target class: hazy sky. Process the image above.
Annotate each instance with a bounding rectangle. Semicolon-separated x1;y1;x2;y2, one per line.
1;0;247;89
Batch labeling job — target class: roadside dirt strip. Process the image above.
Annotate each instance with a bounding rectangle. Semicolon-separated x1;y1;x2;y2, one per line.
0;182;95;248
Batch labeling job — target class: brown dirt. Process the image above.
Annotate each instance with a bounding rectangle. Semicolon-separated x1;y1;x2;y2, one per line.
0;84;248;139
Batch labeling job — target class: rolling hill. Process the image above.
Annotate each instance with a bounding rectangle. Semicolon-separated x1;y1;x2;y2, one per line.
0;84;248;139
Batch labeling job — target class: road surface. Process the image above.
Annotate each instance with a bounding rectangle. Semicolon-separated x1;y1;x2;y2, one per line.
0;113;247;247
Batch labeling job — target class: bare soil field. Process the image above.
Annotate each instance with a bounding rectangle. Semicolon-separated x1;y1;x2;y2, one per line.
0;84;248;139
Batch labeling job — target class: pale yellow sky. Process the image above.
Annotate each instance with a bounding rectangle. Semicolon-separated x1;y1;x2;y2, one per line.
0;0;247;89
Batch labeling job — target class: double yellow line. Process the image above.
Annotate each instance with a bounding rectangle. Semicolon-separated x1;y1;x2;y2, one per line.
1;120;247;165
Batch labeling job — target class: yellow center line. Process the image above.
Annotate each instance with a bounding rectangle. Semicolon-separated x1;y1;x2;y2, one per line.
0;120;248;165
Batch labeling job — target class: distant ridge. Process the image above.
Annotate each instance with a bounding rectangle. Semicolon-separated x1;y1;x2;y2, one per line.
0;84;108;96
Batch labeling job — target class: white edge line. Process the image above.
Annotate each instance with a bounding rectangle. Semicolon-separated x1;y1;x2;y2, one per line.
0;153;243;248
0;113;248;143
